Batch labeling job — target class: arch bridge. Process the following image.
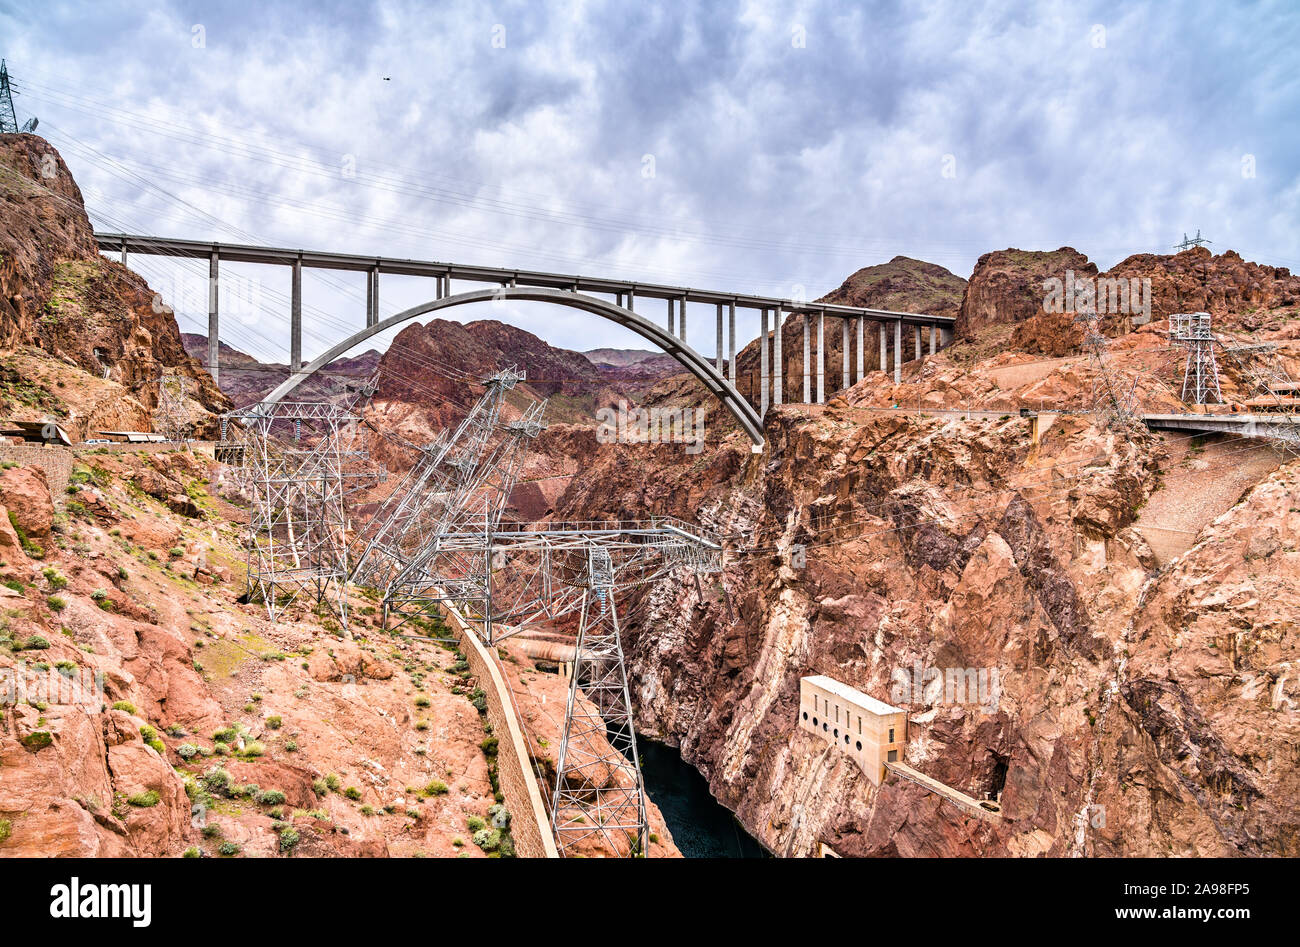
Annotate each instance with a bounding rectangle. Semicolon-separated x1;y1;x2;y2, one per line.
95;233;957;448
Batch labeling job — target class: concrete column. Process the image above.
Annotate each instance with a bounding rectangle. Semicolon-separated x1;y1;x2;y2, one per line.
668;298;675;337
941;327;953;347
816;312;825;404
879;321;887;374
930;325;937;354
773;306;784;405
715;303;724;372
802;312;811;403
626;289;635;314
841;317;850;390
728;302;736;384
207;251;219;386
366;267;379;328
680;296;688;342
914;325;922;360
894;320;902;384
856;317;865;382
760;308;770;418
119;243;127;266
291;258;302;371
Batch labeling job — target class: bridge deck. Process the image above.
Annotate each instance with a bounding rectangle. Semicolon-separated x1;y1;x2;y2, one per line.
1142;412;1300;440
93;232;954;327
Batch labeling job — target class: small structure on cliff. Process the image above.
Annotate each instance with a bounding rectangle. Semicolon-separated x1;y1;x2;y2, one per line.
799;675;907;785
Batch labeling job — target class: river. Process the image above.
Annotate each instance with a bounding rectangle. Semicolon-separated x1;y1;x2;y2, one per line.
639;739;767;858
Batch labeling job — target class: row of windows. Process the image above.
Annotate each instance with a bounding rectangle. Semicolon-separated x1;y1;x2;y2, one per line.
803;700;899;745
804;712;864;752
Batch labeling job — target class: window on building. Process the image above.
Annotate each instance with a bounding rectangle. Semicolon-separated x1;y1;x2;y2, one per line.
844;734;850;745
888;750;898;762
855;741;862;751
888;728;895;743
802;711;808;721
812;717;818;728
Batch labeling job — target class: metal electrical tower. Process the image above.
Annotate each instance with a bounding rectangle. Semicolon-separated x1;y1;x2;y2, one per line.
1174;230;1212;251
225;383;385;631
0;61;36;135
1170;312;1222;404
154;374;191;442
1074;308;1138;429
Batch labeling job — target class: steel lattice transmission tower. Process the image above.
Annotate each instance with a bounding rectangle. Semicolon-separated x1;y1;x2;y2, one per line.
0;61;36;135
226;384;384;631
1170;312;1222;405
551;547;646;857
154;374;191;442
1073;307;1138;429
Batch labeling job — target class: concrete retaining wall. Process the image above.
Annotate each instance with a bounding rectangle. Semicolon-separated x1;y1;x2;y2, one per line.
437;601;559;859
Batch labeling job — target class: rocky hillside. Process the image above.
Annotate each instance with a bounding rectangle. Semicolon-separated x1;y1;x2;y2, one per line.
0;448;535;856
0;134;227;437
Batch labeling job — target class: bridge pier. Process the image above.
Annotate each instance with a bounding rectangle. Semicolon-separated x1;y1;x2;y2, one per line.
930;325;937;355
816;312;825;404
841;317;849;390
802;312;811;403
366;267;379;329
878;321;887;375
760;308;770;418
667;298;675;337
855;317;865;383
291;257;302;371
773;306;783;405
715;303;723;373
914;325;922;360
679;296;687;342
728;301;736;383
207;251;219;386
941;327;952;347
894;320;902;384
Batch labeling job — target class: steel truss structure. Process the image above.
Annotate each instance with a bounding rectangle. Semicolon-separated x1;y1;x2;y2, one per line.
225;385;384;630
154;374;191;442
1074;308;1138;430
1170;312;1222;405
345;366;722;854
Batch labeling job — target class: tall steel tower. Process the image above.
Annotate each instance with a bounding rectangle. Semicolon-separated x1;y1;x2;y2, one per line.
0;61;19;134
1170;312;1222;404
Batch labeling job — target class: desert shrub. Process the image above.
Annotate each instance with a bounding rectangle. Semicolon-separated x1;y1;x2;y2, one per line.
176;743;199;760
324;773;341;792
265;714;282;729
278;828;300;853
20;635;50;651
111;700;137;715
423;780;448;797
413;695;430;708
311;778;328;796
127;790;159;807
182;846;200;858
20;731;52;750
472;827;501;851
211;726;238;743
256;789;286;806
343;786;362;801
217;841;240;856
466;815;486;832
240;741;265;757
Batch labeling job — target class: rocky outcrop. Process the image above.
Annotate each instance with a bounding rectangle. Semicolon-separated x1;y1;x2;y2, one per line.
0;134;229;435
955;247;1096;341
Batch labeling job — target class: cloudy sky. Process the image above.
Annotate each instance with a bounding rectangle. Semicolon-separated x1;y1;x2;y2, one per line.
2;0;1298;367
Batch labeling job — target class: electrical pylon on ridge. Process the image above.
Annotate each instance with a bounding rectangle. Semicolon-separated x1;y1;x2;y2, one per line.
1169;312;1223;405
1073;308;1138;430
225;376;385;631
